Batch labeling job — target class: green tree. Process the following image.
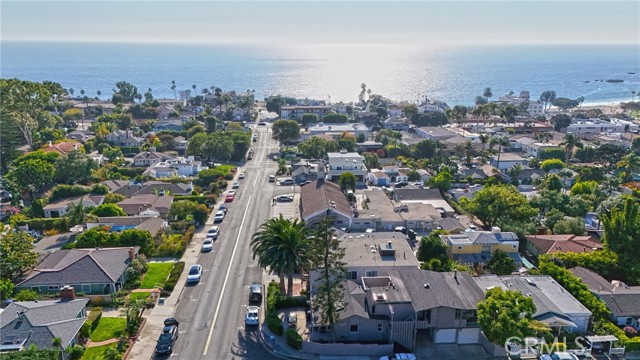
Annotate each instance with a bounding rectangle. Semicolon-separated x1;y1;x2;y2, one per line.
543;208;566;230
539;90;557;112
14;289;39;301
413;139;438;159
54;150;97;185
487;249;516;275
112;81;138;103
416;230;450;268
429;168;453;192
541;174;563;192
0;232;38;281
500;104;518;122
103;146;124;162
483;87;493;102
250;215;313;296
92;203;126;217
66;202;88;226
550;114;572;132
538;148;565;161
477;287;536;346
552;97;579;111
363;152;381;170
311;218;346;341
0;278;15;300
103;193;126;204
168;200;209;224
540;159;565;172
301;113;318;126
403;103;418;118
298;137;337;159
0;109;24;172
553;218;585;235
271;120;300;144
338;172;356;192
602;198;640;268
356;132;366;143
6;158;55;195
460;184;537;228
322;113;349;123
410;112;448;127
407;170;421;182
616;153;640;183
561;133;583;163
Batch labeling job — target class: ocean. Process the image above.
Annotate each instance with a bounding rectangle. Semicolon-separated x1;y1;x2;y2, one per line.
1;41;639;106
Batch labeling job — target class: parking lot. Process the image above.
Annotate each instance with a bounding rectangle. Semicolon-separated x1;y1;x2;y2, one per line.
272;188;299;220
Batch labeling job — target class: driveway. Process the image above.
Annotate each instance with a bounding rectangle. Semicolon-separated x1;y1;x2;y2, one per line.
34;232;75;254
414;331;495;360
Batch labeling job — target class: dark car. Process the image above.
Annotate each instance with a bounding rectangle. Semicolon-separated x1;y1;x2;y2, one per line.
155;318;179;355
394;181;409;188
218;204;228;214
274;195;294;202
249;282;263;303
257;121;267;126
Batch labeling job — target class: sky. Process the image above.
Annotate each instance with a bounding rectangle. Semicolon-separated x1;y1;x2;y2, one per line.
1;1;639;46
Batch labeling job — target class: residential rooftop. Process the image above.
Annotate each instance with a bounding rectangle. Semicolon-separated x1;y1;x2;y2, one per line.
339;232;419;268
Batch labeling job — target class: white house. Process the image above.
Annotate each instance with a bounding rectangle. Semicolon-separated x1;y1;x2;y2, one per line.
515;137;561;159
144;156;207;178
43;195;104;218
326;150;368;184
567;118;639;135
301;122;369;141
490;153;528;171
415;126;456;141
527;101;545;117
281;105;331;120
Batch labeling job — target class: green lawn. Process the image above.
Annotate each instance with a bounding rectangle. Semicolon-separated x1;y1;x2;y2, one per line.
140;262;174;288
129;291;151;302
89;317;126;342
82;343;118;360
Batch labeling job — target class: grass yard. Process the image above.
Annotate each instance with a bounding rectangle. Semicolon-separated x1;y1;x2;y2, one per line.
128;291;151;302
89;317;127;342
140;262;174;289
82;343;118;360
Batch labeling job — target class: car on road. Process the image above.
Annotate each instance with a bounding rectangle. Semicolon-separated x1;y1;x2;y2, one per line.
227;189;236;196
155;318;179;355
257;121;266;126
249;283;263;303
202;238;213;252
214;210;225;223
247;153;253;160
231;182;240;189
268;175;276;182
245;306;260;326
207;226;220;240
279;178;294;186
186;264;203;283
379;354;416;360
225;194;235;202
238;173;245;179
218;205;228;214
274;195;294;202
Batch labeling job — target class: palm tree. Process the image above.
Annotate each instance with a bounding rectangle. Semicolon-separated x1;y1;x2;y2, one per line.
483;87;493;102
96;90;102;100
560;133;583;163
479;133;489;162
493;136;510;170
601;177;620;196
171;80;177;99
632;91;637;102
577;96;585;108
463;140;474;165
251;215;313;296
616;153;640;182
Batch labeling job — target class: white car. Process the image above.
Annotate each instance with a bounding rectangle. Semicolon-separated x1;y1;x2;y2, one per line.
379;354;416;360
238;173;245;179
186;264;203;283
207;226;219;240
202;238;213;252
365;228;377;233
214;211;225;223
231;182;240;189
227;190;236;196
245;306;260;326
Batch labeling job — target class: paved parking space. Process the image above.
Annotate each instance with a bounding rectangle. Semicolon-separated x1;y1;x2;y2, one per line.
413;332;495;360
271;191;300;220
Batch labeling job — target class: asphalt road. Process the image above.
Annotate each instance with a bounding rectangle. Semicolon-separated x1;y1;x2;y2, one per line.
169;124;286;360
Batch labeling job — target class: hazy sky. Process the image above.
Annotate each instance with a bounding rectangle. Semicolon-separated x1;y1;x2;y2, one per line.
1;1;639;45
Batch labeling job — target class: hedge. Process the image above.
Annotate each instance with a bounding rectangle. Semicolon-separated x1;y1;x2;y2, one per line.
173;195;208;205
49;184;91;201
596;320;640;352
87;307;103;332
112;166;146;177
266;313;283;336
26;218;70;232
286;328;302;350
162;261;185;292
275;296;308;310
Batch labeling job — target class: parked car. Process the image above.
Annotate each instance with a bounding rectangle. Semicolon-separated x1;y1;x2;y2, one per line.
249;283;263;303
186;264;203;283
207;226;220;240
299;180;312;186
274;195;294;202
155;318;179;355
214;210;225;223
365;228;377;233
287;312;297;327
279;178;294;186
227;190;236;196
218;205;228;214
268;175;276;183
258;121;266;126
273;155;279;161
238;173;245;179
247;153;253;160
245;306;260;326
202;238;213;252
231;182;240;189
394;226;406;234
379;354;416;360
225;194;235;202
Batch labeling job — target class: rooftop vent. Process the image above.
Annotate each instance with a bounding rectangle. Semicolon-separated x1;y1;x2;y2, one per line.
374;293;387;302
378;242;395;257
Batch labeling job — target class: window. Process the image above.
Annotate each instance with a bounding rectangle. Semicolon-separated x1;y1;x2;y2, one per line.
512;244;517;249
48;285;60;291
349;325;359;333
365;270;378;277
457;246;463;250
378;323;383;332
346;271;358;280
83;284;92;294
455;309;462;319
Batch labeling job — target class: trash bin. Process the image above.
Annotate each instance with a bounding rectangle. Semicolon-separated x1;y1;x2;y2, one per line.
269;336;276;346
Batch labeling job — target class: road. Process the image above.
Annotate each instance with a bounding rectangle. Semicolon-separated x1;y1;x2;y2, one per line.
169;124;285;360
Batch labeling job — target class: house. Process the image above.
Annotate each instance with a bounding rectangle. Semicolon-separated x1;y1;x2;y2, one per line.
568;266;640;330
41;141;83;156
88;151;105;166
133;149;176;167
489;153;527;171
310;267;485;349
17;247;139;295
116;194;173;217
326;150;368;184
152;119;184;132
301;123;369;142
393;187;455;217
516;137;562;159
143;156;206;178
156;98;186;107
567;118;638;135
527;101;545;116
474;275;592;333
66;130;95;144
173;136;188;152
415;127;456;141
290;160;318;184
353;190;403;231
368;170;391;186
105;130;145;147
280;105;331;120
86;216;167;237
438;217;466;234
525;234;603;260
440;231;522;267
103;180;193;197
382;165;408;183
450;184;485;202
383;116;411;131
516;168;546;185
356;141;384;153
43;195;104;218
0;289;88;354
299;177;352;228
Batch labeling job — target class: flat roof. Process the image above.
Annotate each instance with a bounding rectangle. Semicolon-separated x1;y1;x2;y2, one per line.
340;232;419;268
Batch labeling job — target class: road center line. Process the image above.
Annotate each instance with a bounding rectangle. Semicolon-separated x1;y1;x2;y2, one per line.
202;195;252;356
253;170;261;186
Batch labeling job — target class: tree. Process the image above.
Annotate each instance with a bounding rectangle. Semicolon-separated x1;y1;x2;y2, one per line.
67;202;88;226
560;133;583;163
552;97;579;111
407;170;421;182
14;289;39;301
460;184;537;228
500;104;518;123
487;249;516;275
92;203;126;217
103;146;124;162
602;198;640;264
311;218;346;341
539;90;557;112
0;278;15;300
483;87;493;102
271;120;300;144
168;201;209;224
543;208;566;230
322;113;349;123
413;139;438;159
0;109;24;172
616;153;640;182
6;158;55;195
540;159;565;172
541;174;563;192
475;96;488;105
416;230;450;268
54;150;97;185
363;152;381;170
375;129;402;144
429;168;453;192
553;218;585;235
265;95;286;114
112;81;138;103
403;103;418;118
491;136;510;170
301;113;318;126
251;215;313;296
338;172;356;192
410;112;448;127
477;287;536;346
298;137;336;159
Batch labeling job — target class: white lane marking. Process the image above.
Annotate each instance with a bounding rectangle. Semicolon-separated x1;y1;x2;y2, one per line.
253;170;261;186
202;195;252;356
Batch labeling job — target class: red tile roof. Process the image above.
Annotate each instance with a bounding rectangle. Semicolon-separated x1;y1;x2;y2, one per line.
526;234;603;256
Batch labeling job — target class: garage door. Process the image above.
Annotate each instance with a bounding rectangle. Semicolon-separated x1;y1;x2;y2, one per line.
434;329;456;343
457;328;480;344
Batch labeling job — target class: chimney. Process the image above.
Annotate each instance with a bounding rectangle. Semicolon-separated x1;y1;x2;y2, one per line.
128;247;136;261
60;285;76;301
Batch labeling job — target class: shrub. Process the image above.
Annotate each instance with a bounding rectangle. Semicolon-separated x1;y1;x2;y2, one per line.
286;328;302;350
275;296;307;310
43;229;60;236
173;195;207;205
26;218;70;232
49;184;90;201
80;322;91;339
14;289;39;301
87;308;103;331
162;261;185;292
266;313;283;336
90;184;110;194
68;345;84;360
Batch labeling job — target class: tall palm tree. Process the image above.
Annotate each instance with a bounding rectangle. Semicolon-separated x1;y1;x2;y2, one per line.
479;133;489;162
560;133;583;163
493;136;510;170
171;80;177;99
616;153;640;183
463;140;474;165
632;91;637;102
251;215;313;296
601;177;620;196
577;96;585;108
483;87;493;103
96;90;102;100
